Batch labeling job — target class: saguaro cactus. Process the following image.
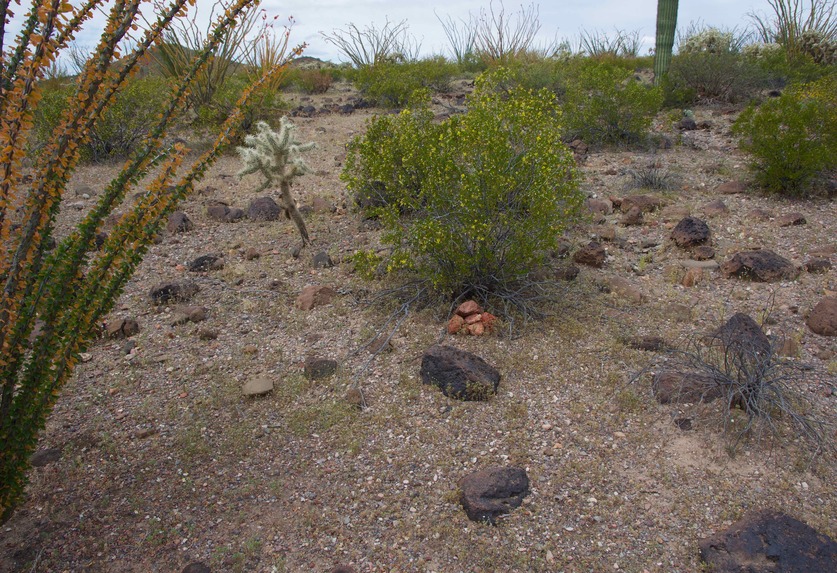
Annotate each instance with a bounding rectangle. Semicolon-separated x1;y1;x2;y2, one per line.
654;0;679;84
237;117;315;245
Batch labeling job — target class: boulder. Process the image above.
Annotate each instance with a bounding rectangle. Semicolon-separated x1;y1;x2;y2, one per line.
620;194;664;213
699;509;837;573
167;211;194;233
312;251;335;269
586;198;612;216
807;297;837;336
150;281;199;304
420;345;500;400
106;318;140;338
670;216;711;248
721;250;800;282
456;300;483;317
459;466;530;525
710;313;771;356
573;241;606;268
247;197;282;221
295;285;337;310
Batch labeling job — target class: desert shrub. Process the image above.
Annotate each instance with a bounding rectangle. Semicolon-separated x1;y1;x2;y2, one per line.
343;99;438;212
562;61;663;145
351;57;457;107
293;69;334;94
749;0;837;63
664;51;767;105
577;28;642;58
343;69;584;300
732;74;837;196
32;76;172;162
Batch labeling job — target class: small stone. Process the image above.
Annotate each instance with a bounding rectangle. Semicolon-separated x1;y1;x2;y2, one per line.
188;254;223;272
670;216;711;248
197;328;219;341
244;247;260;260
243;376;273;396
459;466;530;525
807;297;837;336
167;211;194;233
701;199;728;217
304;356;339;380
620;205;644;226
714;180;747;194
448;314;466;334
345;388;364;409
574;241;606;268
182;562;211;573
295;285;337;310
31;447;62;467
776;212;806;227
721;250;799;282
456;300;483;317
804;258;831;273
248;196;282;221
312;251;334;269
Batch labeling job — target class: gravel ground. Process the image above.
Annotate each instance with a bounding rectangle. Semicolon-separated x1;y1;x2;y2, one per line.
1;80;835;573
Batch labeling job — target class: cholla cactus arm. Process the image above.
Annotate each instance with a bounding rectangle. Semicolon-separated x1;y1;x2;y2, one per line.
237;117;316;245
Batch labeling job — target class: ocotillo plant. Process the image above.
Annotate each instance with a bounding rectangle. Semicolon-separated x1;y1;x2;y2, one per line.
654;0;679;84
0;0;301;522
237;117;315;245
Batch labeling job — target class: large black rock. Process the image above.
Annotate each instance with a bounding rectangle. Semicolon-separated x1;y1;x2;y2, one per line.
699;509;837;573
420;345;500;400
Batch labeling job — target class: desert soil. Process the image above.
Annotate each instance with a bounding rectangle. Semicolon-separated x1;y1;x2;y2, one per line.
1;79;836;573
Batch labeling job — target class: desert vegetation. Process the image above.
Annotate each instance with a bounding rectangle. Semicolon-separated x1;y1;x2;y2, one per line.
1;0;836;571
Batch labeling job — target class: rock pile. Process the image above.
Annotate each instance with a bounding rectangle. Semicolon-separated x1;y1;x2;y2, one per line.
447;300;497;336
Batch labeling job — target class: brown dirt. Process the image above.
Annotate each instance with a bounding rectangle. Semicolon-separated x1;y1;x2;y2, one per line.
2;80;836;573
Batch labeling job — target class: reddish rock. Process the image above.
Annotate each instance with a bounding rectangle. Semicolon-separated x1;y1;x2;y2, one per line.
701;199;728;217
456;300;483;317
573;241;606;268
682;267;703;287
465;313;482;325
620;205;644;226
620;194;664;213
167;211;194;233
468;322;485;336
714;180;747;194
447;314;465;334
748;208;773;221
106;318;140;338
585;198;612;216
481;312;498;332
295;285;337;310
691;245;715;260
807;297;837;336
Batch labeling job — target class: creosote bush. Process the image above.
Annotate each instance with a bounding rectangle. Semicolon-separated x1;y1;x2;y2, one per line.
343;69;584;302
562;61;663;145
732;74;837;196
350;57;457;108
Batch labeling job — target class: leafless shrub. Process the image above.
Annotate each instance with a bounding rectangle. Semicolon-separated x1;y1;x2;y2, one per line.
578;28;642;58
320;19;420;67
436;11;476;66
472;1;541;64
645;319;834;457
624;166;679;191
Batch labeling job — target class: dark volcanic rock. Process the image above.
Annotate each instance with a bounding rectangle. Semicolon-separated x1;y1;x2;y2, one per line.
182;563;211;573
313;251;334;269
721;250;800;282
420;345;500;400
304;356;339;380
149;281;199;304
188;254;223;272
711;313;771;356
459;466;530;524
670;216;711;248
699;509;837;573
248;196;282;221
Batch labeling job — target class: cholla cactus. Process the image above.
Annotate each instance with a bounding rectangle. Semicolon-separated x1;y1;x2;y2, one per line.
680;28;736;54
742;42;783;60
238;117;316;244
799;30;837;65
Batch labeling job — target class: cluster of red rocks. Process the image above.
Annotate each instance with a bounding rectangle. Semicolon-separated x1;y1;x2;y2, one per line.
447;300;497;336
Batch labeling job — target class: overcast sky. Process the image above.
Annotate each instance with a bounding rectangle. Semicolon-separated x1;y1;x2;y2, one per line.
276;0;767;61
5;0;770;63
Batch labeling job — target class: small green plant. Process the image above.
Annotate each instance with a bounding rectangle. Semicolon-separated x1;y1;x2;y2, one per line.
293;69;334;94
732;75;837;196
562;61;663;145
343;68;584;304
349;249;384;279
237;117;316;244
350;57;457;107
